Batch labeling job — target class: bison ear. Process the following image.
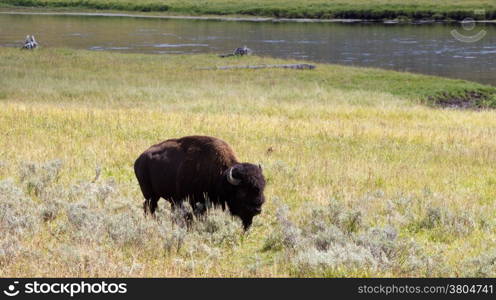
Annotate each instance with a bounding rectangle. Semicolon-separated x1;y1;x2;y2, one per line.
258;164;263;171
227;166;241;186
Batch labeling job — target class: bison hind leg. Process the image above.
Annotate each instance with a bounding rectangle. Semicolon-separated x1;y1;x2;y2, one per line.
144;197;160;216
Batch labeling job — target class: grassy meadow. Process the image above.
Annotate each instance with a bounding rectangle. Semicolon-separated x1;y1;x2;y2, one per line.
1;47;496;277
1;0;496;20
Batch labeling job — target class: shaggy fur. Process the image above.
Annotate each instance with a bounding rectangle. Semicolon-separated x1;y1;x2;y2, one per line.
134;135;266;229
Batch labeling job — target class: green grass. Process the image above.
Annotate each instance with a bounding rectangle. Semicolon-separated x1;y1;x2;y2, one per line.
1;47;496;277
1;0;496;20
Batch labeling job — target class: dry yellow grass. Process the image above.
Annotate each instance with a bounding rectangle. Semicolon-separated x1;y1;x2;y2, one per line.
1;47;496;277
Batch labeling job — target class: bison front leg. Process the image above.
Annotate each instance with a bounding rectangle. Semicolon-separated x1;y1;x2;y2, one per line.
190;195;208;220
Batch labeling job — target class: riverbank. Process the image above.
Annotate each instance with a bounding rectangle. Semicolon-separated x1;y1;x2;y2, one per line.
3;10;496;24
1;0;495;21
0;10;361;23
2;47;496;277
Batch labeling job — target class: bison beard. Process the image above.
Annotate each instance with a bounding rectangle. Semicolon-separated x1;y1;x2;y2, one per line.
134;136;266;230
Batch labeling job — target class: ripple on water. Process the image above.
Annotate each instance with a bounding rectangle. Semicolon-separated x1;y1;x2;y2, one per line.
295;40;322;45
391;38;419;44
107;47;131;50
480;50;496;55
262;40;286;43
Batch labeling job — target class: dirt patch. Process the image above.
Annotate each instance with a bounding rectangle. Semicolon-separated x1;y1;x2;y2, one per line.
429;91;489;109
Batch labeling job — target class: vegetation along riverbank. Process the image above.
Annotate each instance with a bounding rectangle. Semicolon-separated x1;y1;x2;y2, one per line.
0;0;495;21
1;47;496;276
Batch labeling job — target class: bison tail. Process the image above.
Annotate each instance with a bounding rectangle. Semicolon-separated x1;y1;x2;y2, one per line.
134;155;155;201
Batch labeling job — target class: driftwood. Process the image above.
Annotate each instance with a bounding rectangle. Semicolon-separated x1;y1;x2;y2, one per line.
198;64;316;71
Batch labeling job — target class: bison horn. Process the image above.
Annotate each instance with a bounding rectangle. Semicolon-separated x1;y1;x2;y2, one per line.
227;167;241;185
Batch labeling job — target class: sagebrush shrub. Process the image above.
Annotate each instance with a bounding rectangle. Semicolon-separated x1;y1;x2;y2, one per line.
105;211;155;246
161;225;187;253
417;206;476;239
0;237;21;266
462;250;496;277
1;160;485;277
291;243;378;276
192;208;243;247
266;199;442;276
19;160;62;196
0;179;40;234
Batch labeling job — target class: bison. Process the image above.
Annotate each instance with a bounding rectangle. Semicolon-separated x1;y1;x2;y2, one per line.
134;135;266;230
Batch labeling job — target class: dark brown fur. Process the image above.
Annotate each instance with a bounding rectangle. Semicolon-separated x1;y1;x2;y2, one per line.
134;135;266;229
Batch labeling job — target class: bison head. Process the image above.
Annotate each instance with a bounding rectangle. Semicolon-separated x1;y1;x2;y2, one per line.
224;163;266;230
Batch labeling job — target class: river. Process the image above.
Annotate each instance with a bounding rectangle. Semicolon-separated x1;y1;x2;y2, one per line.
1;13;495;85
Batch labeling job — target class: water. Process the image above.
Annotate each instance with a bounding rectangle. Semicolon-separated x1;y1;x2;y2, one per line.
1;13;495;85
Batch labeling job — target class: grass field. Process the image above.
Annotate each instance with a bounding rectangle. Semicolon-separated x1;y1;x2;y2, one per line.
1;47;496;277
1;0;496;20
